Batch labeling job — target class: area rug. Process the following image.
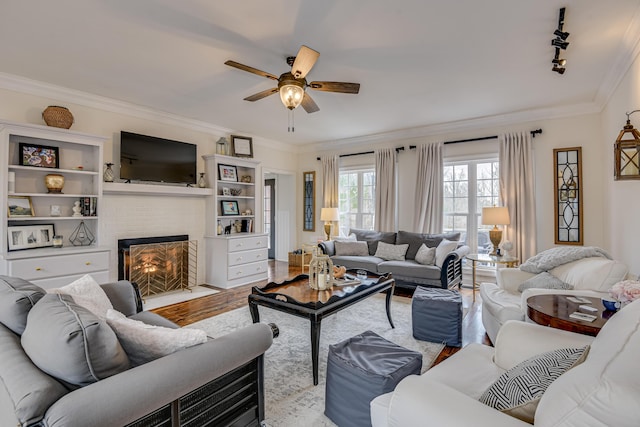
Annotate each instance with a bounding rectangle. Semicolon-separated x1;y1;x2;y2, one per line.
188;294;446;427
142;285;219;310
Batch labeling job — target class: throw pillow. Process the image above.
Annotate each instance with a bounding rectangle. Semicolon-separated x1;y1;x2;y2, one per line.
106;309;208;366
479;346;589;423
414;244;436;265
517;272;574;293
21;293;130;388
49;274;113;319
374;241;409;261
0;275;46;335
435;239;458;268
334;241;369;256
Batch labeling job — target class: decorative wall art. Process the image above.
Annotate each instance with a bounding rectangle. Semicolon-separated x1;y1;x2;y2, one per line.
303;171;315;231
230;135;254;158
553;147;583;245
19;143;59;168
7;196;34;217
7;224;55;251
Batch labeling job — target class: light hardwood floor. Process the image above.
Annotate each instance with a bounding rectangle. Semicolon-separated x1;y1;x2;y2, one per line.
151;260;491;364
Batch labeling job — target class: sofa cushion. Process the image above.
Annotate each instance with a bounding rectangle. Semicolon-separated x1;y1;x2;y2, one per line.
377;260;442;281
106;309;207;366
435;239;458;268
349;228;396;255
396;231;461;260
415;244;436;265
374;242;409;261
49;274;113;319
0;276;45;335
517;272;573;293
330;255;383;273
480;283;524;324
334;240;369;256
21;293;130;388
479;346;589;423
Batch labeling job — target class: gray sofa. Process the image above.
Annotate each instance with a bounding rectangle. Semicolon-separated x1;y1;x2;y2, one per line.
0;276;275;427
319;229;469;290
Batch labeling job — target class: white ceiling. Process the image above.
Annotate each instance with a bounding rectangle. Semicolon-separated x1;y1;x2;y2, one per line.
1;0;639;145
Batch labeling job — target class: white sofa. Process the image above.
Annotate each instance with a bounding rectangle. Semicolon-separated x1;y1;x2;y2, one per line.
370;298;640;427
480;256;628;343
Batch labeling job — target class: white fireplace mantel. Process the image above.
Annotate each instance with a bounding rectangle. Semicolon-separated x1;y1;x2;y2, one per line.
103;182;213;197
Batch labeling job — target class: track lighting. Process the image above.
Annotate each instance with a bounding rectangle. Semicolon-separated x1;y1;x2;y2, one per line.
552;58;567;67
552;64;566;75
551;8;569;75
554;29;570;40
551;38;569;50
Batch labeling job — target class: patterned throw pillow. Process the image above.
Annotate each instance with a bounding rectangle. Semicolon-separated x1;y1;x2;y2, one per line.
374;241;409;261
517;272;573;293
415;244;436;265
479;346;589;423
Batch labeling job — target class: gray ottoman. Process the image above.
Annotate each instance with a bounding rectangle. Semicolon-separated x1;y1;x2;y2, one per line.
324;330;422;427
412;286;463;347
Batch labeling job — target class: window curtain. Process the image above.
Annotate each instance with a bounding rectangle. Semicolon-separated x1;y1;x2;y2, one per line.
321;154;339;207
499;132;536;262
414;142;443;233
374;148;397;232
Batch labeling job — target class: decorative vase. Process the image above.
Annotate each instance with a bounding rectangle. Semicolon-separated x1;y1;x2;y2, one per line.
198;173;206;188
309;254;334;290
45;174;65;193
104;163;114;182
42;106;74;129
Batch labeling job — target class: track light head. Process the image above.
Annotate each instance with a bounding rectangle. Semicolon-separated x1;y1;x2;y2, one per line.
552;64;566;75
551;38;570;50
552;58;567;67
554;29;570;41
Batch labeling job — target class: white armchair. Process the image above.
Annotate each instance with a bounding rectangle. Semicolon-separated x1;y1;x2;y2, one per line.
371;299;640;427
480;257;628;343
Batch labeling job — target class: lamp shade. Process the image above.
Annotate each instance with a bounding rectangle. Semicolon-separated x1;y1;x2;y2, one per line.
482;206;510;226
320;207;339;222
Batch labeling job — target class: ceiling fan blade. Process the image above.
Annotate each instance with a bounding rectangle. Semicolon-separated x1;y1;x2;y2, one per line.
243;87;279;102
301;92;320;113
309;81;360;94
224;60;278;81
291;45;320;79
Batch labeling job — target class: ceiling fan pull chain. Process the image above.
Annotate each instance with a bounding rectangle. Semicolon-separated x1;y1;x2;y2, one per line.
288;109;295;132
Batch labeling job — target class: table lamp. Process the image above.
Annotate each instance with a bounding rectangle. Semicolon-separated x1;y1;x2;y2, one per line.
320;207;339;241
481;206;510;256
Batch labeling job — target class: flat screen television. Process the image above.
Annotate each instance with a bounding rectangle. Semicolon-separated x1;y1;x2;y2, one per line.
120;131;197;185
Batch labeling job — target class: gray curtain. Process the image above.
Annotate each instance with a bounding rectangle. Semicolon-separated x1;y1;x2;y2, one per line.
321;154;339;207
374;148;397;232
414;142;443;233
499;132;536;262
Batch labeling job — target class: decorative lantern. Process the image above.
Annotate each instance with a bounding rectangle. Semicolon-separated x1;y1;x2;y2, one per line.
309;254;334;290
614;110;640;180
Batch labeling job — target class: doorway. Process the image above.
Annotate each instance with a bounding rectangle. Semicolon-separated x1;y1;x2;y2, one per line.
264;178;276;259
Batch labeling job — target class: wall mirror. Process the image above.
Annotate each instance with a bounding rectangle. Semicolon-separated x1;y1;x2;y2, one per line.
553;147;583;245
303;171;315;231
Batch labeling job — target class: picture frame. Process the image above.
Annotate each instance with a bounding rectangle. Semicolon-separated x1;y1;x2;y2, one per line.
230;135;253;158
220;200;240;216
222;187;231;196
218;164;238;182
7;224;55;251
7;195;34;217
19;143;60;168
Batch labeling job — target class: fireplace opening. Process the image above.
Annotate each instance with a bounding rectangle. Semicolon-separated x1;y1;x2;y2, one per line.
118;235;197;296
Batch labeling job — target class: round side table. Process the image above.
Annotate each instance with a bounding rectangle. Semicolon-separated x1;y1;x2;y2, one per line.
465;253;519;302
526;294;612;336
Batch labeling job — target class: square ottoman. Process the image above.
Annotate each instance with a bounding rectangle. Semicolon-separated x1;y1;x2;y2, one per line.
411;286;463;347
324;330;422;427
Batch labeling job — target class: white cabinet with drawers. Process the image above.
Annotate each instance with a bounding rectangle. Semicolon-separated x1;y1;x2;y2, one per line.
205;234;268;288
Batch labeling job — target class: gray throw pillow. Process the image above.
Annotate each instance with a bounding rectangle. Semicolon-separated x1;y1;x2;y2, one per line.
374;242;409;261
334;241;369;256
517;272;573;293
0;276;45;335
21;293;130;388
414;244;436;265
479;346;589;423
396;231;461;260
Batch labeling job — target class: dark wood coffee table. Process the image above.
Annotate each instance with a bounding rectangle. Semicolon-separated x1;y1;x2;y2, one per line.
248;270;395;385
526;294;613;336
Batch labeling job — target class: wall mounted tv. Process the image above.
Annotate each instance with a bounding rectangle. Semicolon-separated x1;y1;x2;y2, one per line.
120;131;197;185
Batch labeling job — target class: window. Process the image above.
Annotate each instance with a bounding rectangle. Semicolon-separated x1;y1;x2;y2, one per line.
338;168;375;235
443;159;499;254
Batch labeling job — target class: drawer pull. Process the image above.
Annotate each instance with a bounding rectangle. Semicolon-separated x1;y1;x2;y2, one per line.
35;267;42;271
236;257;243;262
256;241;262;246
85;262;91;266
235;243;243;248
236;271;243;276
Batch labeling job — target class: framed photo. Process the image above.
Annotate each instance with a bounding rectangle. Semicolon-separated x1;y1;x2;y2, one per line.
7;196;34;217
220;200;240;216
7;224;55;251
222;187;231;196
19;143;60;168
218;164;238;182
231;135;253;158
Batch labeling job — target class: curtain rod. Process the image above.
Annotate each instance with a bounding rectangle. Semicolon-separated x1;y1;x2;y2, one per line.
316;146;405;161
408;128;542;149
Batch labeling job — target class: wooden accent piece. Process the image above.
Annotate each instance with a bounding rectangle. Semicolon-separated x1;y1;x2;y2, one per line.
527;294;611;336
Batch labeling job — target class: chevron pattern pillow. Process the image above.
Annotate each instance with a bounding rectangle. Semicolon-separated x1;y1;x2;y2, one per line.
479;346;589;423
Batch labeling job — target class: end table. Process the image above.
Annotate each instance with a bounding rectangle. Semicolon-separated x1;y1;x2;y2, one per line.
465;253;519;302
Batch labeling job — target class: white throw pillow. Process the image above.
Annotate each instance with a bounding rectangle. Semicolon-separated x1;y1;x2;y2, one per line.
49;274;113;319
435;239;458;268
415;244;436;265
334;233;357;242
374;241;409;261
106;309;208;366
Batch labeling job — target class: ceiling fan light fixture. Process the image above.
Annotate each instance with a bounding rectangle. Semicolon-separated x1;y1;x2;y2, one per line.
278;73;305;110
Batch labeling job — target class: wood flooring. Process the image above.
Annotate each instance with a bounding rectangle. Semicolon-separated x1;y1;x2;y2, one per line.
151;260;492;365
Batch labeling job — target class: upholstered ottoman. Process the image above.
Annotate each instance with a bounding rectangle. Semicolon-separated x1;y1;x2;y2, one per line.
411;286;463;347
324;330;422;427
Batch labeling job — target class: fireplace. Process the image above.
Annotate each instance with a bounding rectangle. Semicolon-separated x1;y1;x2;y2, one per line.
118;235;197;296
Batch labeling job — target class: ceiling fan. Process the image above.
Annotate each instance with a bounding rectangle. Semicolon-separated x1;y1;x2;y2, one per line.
224;45;360;114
